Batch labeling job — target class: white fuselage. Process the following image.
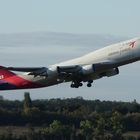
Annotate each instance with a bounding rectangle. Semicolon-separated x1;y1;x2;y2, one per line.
55;37;140;67
21;37;140;87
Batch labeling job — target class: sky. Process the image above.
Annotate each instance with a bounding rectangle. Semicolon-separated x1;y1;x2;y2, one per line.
0;0;139;36
0;0;140;102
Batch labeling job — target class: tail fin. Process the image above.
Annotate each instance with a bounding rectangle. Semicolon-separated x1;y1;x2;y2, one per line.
0;66;16;79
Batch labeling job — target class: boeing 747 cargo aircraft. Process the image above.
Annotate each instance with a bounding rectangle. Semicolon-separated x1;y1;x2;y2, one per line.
0;37;139;90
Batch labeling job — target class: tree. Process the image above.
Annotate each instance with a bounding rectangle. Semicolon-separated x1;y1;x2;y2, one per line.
110;111;124;140
23;92;32;115
80;120;93;140
49;120;62;134
94;116;106;139
24;92;32;108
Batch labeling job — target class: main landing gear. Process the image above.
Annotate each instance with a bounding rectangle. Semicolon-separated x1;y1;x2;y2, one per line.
87;80;93;87
70;80;93;88
71;82;83;88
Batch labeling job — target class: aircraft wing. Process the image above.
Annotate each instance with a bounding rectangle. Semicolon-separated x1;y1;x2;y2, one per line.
6;67;46;72
2;60;117;78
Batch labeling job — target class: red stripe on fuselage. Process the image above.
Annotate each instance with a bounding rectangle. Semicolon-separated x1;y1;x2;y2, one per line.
5;75;43;89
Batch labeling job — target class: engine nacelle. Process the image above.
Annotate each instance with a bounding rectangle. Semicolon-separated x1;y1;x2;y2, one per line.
105;68;119;77
81;64;95;75
31;67;58;77
47;67;58;77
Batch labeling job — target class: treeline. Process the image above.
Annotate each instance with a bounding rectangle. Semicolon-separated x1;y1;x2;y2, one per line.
0;93;140;139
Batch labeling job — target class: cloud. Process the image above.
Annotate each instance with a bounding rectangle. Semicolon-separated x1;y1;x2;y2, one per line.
0;32;127;48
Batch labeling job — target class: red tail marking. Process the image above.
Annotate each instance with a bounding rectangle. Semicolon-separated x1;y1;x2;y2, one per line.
0;66;16;79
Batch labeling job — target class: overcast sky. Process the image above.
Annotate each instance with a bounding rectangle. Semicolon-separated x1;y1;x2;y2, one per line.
0;0;140;102
0;0;139;37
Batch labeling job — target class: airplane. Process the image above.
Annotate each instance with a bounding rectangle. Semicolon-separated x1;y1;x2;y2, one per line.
0;37;140;90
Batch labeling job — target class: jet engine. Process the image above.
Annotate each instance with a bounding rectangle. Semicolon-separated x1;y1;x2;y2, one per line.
104;68;119;77
80;64;95;75
28;67;58;77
